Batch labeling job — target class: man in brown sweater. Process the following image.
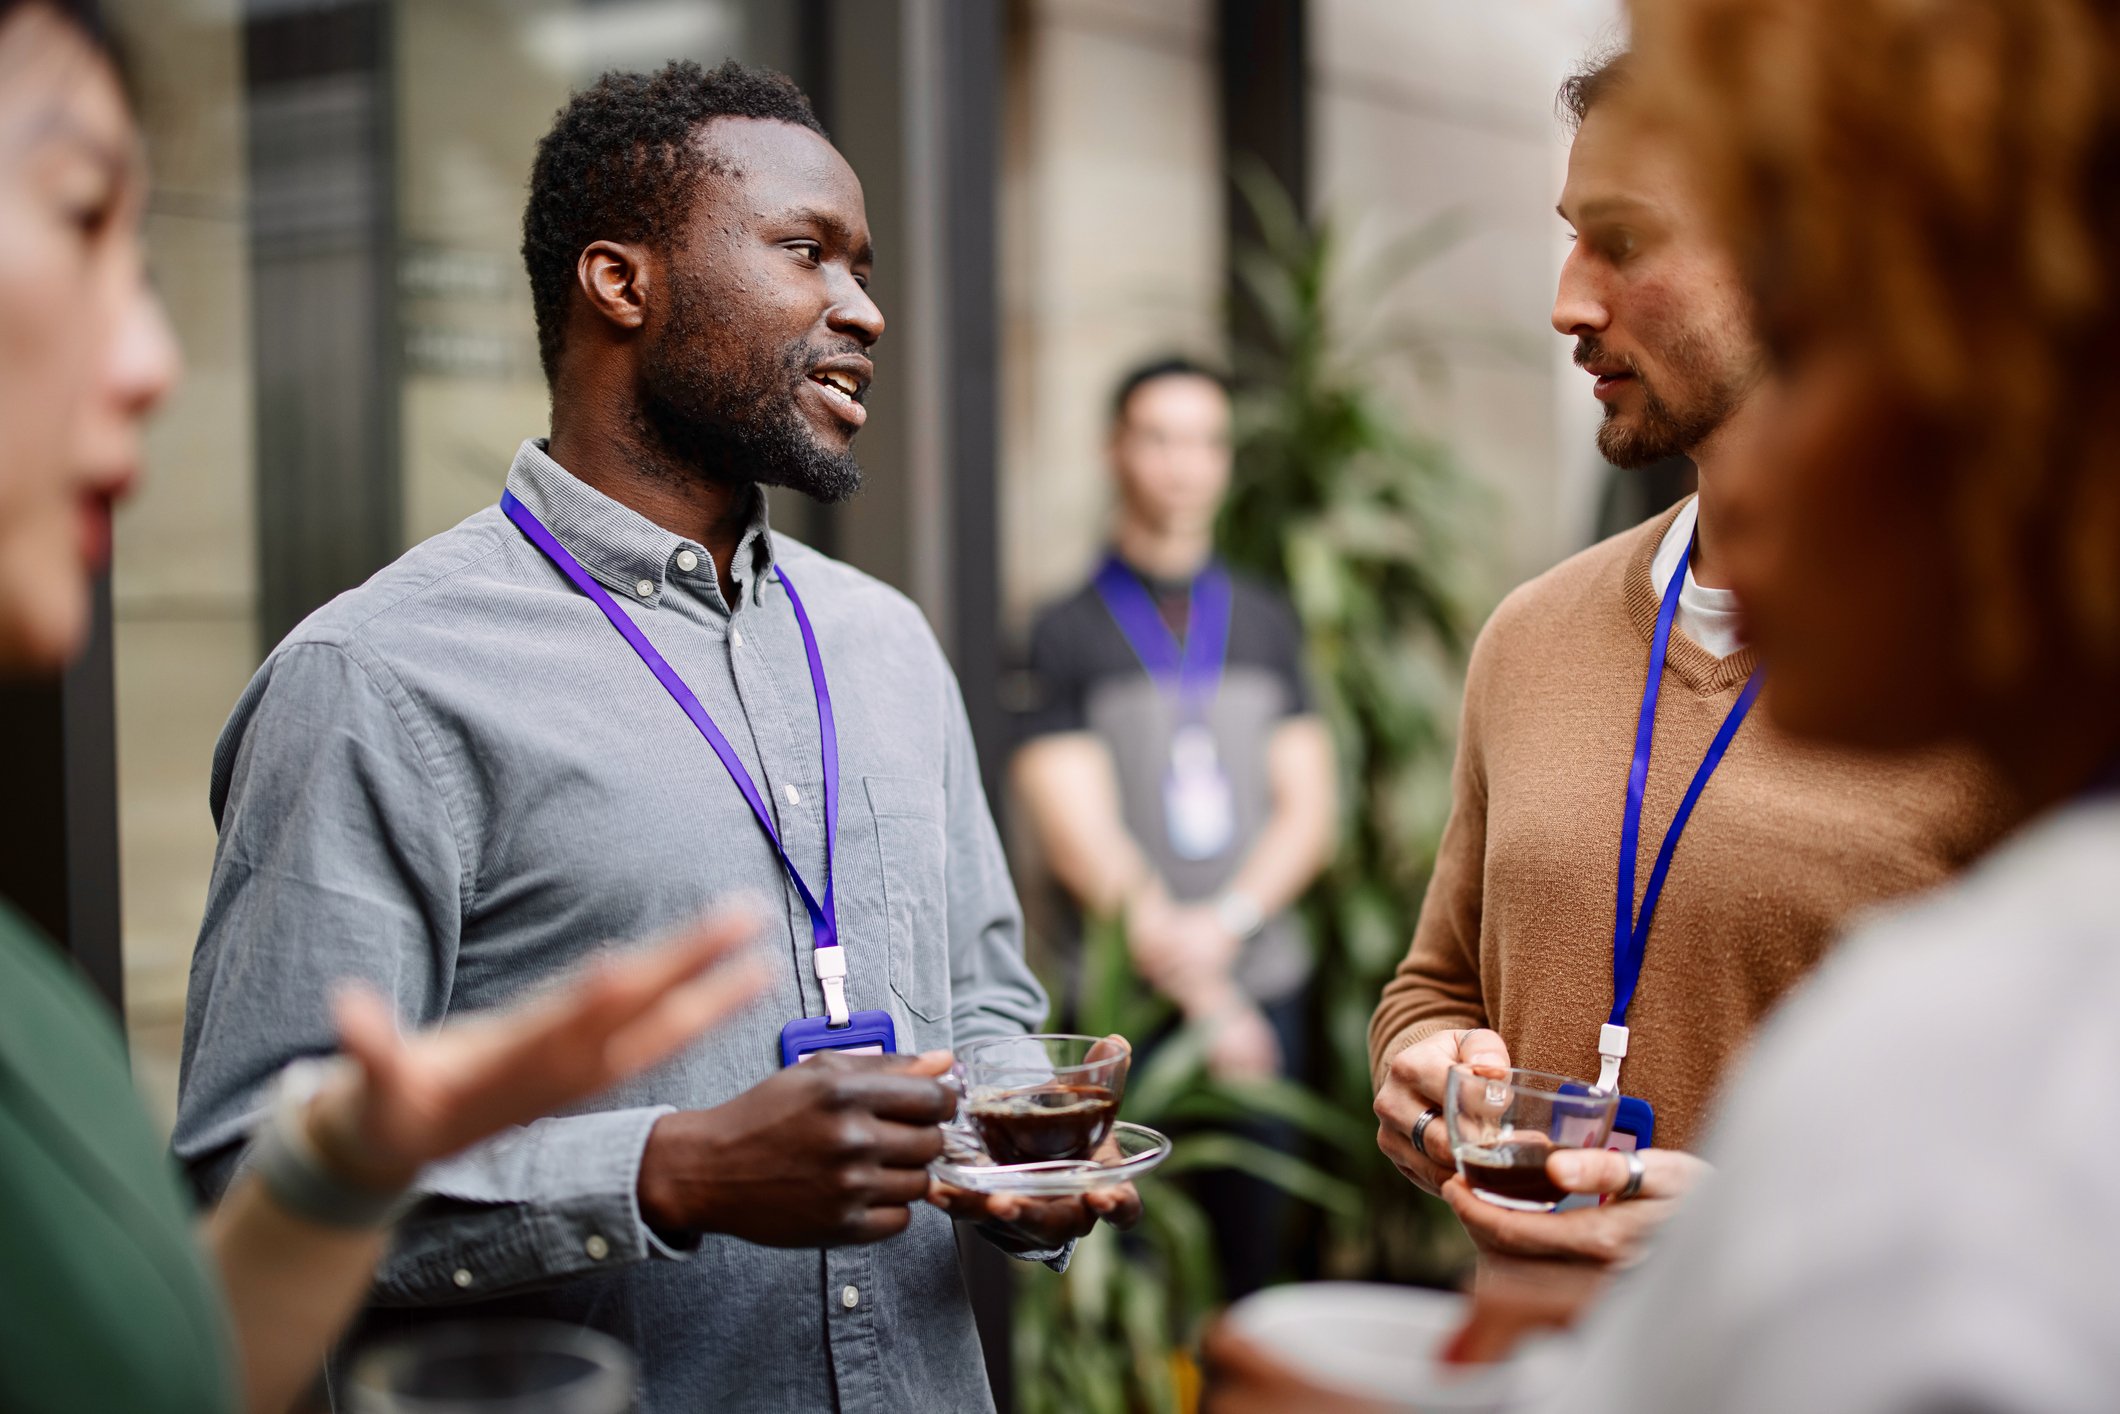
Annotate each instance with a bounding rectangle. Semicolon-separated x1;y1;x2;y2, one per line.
1369;53;2007;1267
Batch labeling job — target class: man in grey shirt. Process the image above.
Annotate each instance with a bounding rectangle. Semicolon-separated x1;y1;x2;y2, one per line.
174;61;1135;1413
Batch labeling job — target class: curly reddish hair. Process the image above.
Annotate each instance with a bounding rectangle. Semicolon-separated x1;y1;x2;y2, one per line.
1626;0;2120;685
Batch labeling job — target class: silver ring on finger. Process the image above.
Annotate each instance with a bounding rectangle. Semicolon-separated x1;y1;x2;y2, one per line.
1409;1106;1442;1160
1618;1149;1646;1201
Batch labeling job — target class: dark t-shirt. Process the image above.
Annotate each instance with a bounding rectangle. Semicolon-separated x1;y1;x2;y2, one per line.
1014;566;1312;741
1012;560;1315;1001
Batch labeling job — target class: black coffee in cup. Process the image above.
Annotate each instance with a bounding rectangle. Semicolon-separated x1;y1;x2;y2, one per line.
1455;1138;1566;1206
970;1083;1117;1165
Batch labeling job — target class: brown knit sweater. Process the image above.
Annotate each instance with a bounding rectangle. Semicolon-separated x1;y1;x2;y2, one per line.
1369;503;2013;1149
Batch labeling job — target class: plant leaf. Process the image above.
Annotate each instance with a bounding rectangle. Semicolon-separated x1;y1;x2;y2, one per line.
1162;1133;1366;1218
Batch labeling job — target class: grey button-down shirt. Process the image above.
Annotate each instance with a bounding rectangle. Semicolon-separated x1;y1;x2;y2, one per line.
173;441;1050;1413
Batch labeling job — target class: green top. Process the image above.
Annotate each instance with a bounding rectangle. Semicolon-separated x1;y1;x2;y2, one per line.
0;904;235;1412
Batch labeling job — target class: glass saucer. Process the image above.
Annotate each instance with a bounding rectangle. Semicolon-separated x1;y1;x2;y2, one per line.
930;1120;1172;1196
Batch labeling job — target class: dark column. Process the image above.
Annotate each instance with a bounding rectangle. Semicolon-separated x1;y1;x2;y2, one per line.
933;10;1014;1401
774;0;843;560
939;0;1007;816
246;0;401;651
818;0;1007;808
0;573;124;1013
1219;0;1308;353
819;0;916;600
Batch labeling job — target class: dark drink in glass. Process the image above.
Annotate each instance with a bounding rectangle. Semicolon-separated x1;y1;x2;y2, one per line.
953;1034;1132;1168
970;1083;1118;1165
1455;1138;1568;1207
1445;1064;1618;1212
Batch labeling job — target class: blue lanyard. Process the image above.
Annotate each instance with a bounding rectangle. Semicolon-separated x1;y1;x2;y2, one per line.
1092;554;1233;718
1610;542;1763;1037
501;492;842;963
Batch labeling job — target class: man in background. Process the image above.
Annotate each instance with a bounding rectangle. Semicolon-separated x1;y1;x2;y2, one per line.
1012;356;1335;1293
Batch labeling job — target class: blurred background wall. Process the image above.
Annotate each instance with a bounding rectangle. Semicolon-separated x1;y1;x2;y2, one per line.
1002;0;1618;632
103;0;256;1112
1000;0;1224;627
94;0;1618;1129
1310;0;1618;587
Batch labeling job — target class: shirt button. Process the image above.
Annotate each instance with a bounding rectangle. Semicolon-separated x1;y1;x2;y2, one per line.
784;783;801;806
841;1284;860;1309
675;549;698;573
634;578;654;599
731;628;745;649
584;1234;610;1260
452;1268;474;1289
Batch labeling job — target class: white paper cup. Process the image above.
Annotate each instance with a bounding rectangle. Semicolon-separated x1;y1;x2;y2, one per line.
1221;1282;1558;1413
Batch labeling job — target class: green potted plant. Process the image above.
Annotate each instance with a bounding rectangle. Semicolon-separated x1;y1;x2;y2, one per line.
1219;162;1487;1283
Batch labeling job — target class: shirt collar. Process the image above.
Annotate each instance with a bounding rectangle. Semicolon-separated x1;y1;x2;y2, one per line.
504;439;778;612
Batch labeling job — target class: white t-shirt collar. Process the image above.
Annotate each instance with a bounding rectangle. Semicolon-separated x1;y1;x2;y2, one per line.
1649;496;1746;660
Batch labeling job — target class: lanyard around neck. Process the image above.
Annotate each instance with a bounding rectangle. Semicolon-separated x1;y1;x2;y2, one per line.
1093;554;1233;718
1602;539;1763;1091
501;491;850;1024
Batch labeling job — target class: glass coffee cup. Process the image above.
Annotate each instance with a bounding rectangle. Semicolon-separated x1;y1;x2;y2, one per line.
952;1033;1130;1167
1444;1064;1618;1212
347;1320;636;1413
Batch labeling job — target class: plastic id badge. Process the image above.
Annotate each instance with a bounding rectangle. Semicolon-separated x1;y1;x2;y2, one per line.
1612;1094;1655;1151
1555;1089;1656;1210
780;1009;898;1067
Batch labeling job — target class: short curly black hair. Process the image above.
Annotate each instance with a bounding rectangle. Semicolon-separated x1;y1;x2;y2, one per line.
521;59;825;385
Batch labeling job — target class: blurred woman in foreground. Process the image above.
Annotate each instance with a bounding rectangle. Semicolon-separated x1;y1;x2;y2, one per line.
1210;0;2120;1407
0;3;768;1410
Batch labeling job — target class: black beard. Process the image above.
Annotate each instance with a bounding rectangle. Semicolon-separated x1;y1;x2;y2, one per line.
1580;330;1754;469
634;280;865;504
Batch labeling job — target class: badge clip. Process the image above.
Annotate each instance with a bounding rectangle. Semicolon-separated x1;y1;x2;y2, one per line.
814;943;850;1028
1597;1022;1629;1093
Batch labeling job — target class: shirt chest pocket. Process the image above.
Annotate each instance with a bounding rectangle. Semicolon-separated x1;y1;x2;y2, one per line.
864;774;949;1023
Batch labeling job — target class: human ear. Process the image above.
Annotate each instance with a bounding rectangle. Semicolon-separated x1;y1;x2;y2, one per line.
576;240;652;331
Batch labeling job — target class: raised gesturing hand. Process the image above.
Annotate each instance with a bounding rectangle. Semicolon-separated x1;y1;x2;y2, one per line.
305;905;772;1192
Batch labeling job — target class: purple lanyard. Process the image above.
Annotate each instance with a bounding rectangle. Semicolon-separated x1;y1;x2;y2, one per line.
1610;541;1763;1031
501;491;840;956
1092;554;1233;720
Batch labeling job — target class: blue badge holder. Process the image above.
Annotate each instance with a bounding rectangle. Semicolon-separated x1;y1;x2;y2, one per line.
1613;1094;1656;1150
780;1009;898;1066
1561;1082;1657;1152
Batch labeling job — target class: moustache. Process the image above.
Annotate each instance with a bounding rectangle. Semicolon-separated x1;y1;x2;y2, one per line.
1573;336;1640;378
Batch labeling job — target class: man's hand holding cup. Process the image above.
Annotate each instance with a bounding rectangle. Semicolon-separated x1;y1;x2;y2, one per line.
1443;1144;1710;1268
636;1049;959;1248
1373;1026;1512;1194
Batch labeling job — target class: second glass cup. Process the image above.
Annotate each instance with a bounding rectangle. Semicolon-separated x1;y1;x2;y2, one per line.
1444;1064;1618;1212
347;1320;636;1414
953;1033;1130;1166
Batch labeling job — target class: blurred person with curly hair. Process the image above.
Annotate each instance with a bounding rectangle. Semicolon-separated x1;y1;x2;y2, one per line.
1212;1;2120;1408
